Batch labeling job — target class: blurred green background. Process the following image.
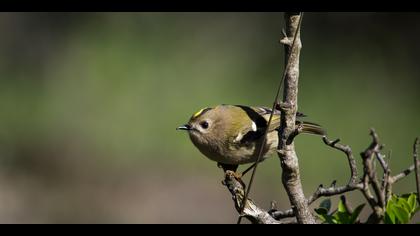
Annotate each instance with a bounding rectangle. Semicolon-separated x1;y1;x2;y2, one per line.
0;12;419;223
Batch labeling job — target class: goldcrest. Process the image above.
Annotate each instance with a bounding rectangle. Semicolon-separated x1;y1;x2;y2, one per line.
177;104;324;171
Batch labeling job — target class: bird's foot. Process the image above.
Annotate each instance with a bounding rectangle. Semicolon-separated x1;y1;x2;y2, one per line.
224;170;246;189
217;162;245;188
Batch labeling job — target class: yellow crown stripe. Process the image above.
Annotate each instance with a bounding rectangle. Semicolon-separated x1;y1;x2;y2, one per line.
193;108;206;118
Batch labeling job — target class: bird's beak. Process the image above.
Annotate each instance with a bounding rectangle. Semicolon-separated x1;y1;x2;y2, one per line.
176;124;191;131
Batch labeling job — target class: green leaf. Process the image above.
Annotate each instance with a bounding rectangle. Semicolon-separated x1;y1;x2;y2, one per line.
315;208;328;216
319;199;332;212
315;208;329;223
349;203;365;223
390;194;398;203
316;213;327;222
397;198;412;214
336;211;351;224
385;202;396;224
401;193;414;200
393;205;410;224
319;213;335;224
384;212;395;224
337;199;347;213
407;194;417;212
329;216;338;224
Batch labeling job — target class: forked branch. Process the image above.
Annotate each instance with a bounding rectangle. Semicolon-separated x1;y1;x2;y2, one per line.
222;171;283;224
269;129;419;223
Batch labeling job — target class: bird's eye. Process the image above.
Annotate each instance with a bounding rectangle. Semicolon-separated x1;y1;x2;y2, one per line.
200;121;209;129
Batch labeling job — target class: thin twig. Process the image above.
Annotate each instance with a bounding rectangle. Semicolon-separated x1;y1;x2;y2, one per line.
270;208;294;219
413;137;419;204
308;184;361;205
361;171;378;211
306;136;360;203
390;164;416;183
222;171;286;224
384;150;392;202
377;152;390;190
361;129;385;208
322;136;358;184
376;152;388;173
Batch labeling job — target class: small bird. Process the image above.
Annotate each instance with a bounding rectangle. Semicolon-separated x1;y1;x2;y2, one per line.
177;104;325;176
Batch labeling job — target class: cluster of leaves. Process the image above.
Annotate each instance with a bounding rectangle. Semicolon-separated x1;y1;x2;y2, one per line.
384;193;419;224
315;198;365;224
315;193;419;224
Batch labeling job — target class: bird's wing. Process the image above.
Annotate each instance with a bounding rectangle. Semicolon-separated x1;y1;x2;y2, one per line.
232;105;280;144
250;106;308;132
232;105;321;144
229;105;267;144
250;106;325;136
250;106;281;133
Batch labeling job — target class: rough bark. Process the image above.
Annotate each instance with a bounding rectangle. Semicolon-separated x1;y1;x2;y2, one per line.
276;12;315;224
222;171;285;224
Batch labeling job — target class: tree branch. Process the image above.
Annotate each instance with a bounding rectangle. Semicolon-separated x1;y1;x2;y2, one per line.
270;129;418;224
270;209;294;219
222;171;285;224
306;136;360;205
386;138;419;199
390;165;416;183
271;134;361;220
277;12;315;224
322;136;358;184
361;129;385;208
414;137;420;205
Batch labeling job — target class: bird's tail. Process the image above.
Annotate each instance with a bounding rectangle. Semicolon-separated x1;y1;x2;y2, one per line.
301;121;326;136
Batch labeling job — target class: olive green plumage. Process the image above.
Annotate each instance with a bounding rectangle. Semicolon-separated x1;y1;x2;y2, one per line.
177;104;325;166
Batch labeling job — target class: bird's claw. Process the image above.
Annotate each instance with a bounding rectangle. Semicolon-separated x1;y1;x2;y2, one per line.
233;172;245;188
224;170;246;188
